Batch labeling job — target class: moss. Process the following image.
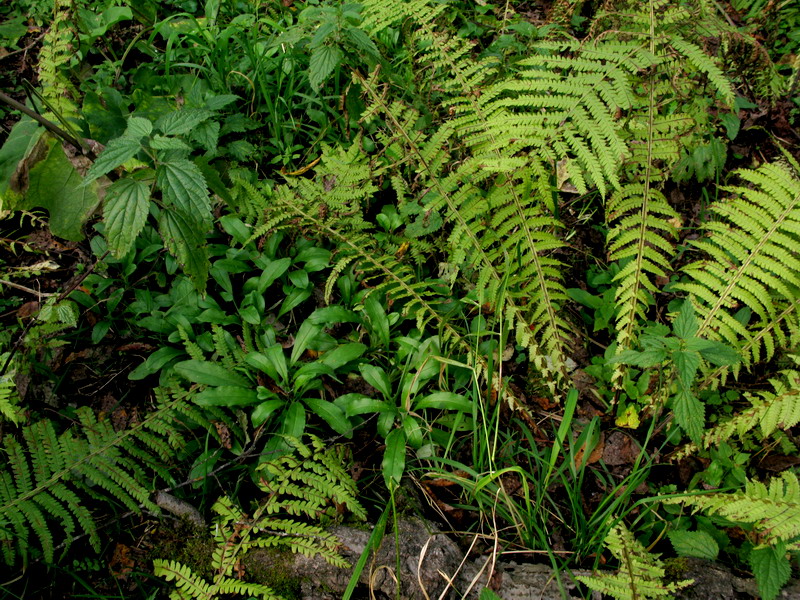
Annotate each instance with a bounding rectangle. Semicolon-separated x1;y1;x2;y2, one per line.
664;557;692;582
243;548;302;600
146;522;216;580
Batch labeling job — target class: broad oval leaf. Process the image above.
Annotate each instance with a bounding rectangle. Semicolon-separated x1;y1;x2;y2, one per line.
174;359;250;387
193;386;259;406
303;397;352;437
414;392;471;412
382;428;406;489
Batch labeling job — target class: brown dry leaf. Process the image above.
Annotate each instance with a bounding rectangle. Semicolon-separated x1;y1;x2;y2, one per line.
109;543;135;580
574;432;605;466
601;431;641;466
214;421;233;450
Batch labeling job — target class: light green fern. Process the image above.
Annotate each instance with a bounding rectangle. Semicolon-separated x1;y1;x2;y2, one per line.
0;387;199;567
154;435;365;600
664;471;800;551
577;521;693;599
677;156;800;383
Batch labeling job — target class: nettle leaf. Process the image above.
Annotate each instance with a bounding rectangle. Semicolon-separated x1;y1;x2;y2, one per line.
609;348;666;368
155;108;213;136
103;178;150;257
672;388;704;444
124;116;152;139
85;136;141;183
149;135;192;152
156;160;211;228
309;45;343;91
673;301;698;340
191;120;220;153
697;342;740;367
668;530;719;560
158;209;209;293
750;545;790;600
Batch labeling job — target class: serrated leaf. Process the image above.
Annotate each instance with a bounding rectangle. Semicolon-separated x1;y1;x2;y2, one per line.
149;135;192;151
697;342;740;367
668;530;719;560
309;45;343;91
673;350;700;387
85;136;141;183
610;348;666;368
191;120;220;153
158;209;209;293
750;545;790;600
103;178;149;257
205;94;239;110
124;116;152;139
157;160;211;228
672;388;704;444
673;301;698;340
155;108;213;136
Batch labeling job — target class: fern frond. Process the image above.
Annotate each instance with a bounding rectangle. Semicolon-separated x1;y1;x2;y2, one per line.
676;160;800;380
577;521;693;599
0;390;192;566
664;471;800;550
679;367;800;458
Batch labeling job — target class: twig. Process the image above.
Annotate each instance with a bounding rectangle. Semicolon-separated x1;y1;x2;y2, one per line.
0;279;58;298
0;90;92;156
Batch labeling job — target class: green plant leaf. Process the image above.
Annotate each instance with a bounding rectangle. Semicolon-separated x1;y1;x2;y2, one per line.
103;178;150;257
303;398;351;437
158;208;209;293
318;343;367;369
672;389;704;444
673;301;699;340
750;545;790;600
309;45;343;91
258;258;292;293
174;359;251;387
414;392;471;412
382;428;406;488
85;135;141;183
309;306;362;325
290;321;322;365
697;342;740;367
128;347;184;380
124;116;152;139
155;108;213;136
0;116;44;203
194;386;259;406
668;530;719;560
363;295;390;348
279;288;312;317
156;160;211;228
359;364;392;398
336;393;393;417
24;138;101;240
251;399;285;427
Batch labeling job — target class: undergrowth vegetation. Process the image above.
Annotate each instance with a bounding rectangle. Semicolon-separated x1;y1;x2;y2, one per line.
1;0;799;598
